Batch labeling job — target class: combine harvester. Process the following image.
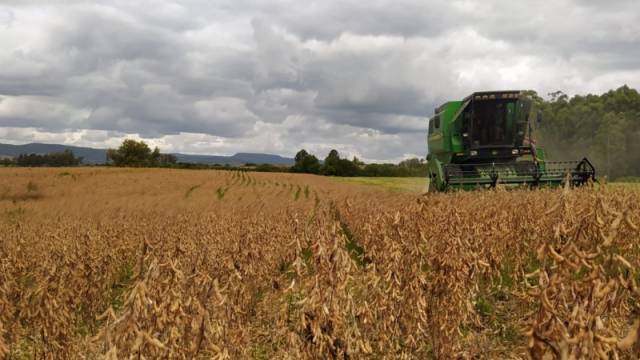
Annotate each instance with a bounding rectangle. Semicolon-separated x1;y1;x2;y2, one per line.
426;90;596;192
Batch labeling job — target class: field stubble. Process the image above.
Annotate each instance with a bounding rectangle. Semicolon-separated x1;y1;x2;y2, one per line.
0;167;639;359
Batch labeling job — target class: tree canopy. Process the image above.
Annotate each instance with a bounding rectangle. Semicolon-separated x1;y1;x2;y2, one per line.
9;149;83;167
291;149;321;174
106;139;177;167
320;149;359;176
536;85;640;179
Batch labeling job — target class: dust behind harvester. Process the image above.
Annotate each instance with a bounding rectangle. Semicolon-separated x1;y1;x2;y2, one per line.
426;90;596;192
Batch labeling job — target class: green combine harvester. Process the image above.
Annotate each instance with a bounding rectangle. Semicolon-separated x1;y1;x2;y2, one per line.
426;90;595;192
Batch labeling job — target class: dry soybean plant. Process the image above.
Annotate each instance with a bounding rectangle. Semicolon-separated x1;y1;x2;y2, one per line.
0;167;639;359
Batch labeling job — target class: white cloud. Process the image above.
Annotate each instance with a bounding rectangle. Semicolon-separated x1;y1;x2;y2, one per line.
0;0;639;161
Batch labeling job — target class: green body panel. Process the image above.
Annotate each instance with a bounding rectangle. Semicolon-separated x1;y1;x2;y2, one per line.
427;101;463;156
426;91;594;192
426;158;445;192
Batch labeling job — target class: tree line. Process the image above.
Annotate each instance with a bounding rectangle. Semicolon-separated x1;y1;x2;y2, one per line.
533;85;640;180
291;149;428;177
0;141;179;168
0;140;428;177
0;149;82;167
104;140;290;171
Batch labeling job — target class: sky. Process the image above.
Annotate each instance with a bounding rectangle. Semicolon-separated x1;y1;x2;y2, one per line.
0;0;639;162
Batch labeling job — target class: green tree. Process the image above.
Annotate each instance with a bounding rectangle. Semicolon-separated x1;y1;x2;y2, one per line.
158;153;177;167
319;149;360;176
291;149;321;174
14;149;82;167
594;112;627;179
322;149;340;175
150;147;161;165
335;158;359;176
0;157;13;166
399;158;424;169
537;85;640;180
106;139;175;167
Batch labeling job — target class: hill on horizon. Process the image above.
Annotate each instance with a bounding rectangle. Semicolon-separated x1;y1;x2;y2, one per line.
0;143;294;166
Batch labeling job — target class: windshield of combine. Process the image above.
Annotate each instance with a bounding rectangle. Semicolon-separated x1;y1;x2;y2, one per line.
470;99;516;147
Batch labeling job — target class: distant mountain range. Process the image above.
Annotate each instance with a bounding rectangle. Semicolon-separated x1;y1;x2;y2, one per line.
0;143;294;166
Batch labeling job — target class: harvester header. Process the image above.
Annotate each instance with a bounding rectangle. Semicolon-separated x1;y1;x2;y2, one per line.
426;90;595;192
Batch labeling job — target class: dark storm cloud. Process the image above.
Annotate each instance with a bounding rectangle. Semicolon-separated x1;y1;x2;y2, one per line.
0;0;639;161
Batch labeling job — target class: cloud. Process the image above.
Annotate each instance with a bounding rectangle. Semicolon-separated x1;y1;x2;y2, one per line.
0;0;639;161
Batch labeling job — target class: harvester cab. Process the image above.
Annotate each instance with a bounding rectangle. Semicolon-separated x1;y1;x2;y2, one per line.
426;90;595;192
